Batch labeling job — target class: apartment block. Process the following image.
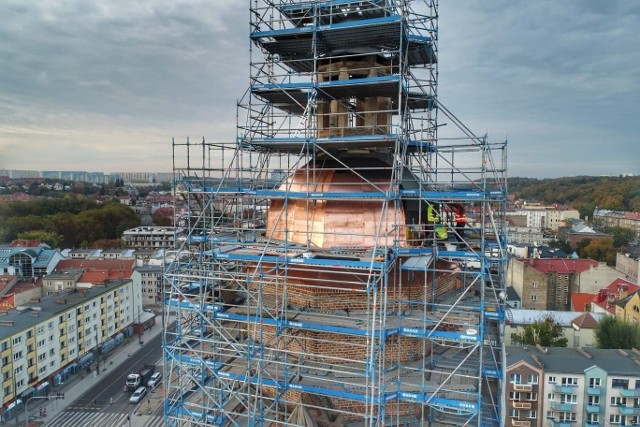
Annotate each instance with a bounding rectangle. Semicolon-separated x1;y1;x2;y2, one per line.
507;346;640;427
122;226;183;250
0;279;141;406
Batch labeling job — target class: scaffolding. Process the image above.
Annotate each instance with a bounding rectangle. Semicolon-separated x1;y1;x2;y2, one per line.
164;1;507;426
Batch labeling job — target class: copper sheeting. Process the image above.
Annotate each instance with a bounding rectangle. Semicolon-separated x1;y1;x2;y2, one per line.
266;163;407;248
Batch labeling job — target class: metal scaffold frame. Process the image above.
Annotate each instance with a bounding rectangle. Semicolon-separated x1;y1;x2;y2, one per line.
164;1;507;426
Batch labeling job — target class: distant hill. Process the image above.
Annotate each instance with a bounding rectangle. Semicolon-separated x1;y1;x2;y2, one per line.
509;176;640;213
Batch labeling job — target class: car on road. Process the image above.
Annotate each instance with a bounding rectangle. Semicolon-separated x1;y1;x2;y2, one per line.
147;372;162;388
129;386;148;404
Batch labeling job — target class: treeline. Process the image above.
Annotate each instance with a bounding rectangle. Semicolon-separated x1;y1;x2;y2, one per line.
510;176;640;213
0;195;140;248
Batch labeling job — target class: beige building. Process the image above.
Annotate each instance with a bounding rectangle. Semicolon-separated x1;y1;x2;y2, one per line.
616;252;640;284
122;226;183;250
0;279;141;407
615;290;640;326
510;205;579;231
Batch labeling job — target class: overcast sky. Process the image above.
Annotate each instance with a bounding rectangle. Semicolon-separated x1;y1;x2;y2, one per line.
0;1;638;178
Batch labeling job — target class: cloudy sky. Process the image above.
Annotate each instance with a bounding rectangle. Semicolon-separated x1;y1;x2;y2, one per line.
0;1;638;178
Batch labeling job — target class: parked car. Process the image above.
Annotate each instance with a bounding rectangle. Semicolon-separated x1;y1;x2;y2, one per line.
147;372;162;388
129;386;148;404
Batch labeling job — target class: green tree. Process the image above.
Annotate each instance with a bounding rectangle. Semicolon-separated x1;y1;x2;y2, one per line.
595;316;640;349
549;238;572;254
512;315;568;347
605;226;636;248
578;203;595;220
17;230;64;248
579;239;616;265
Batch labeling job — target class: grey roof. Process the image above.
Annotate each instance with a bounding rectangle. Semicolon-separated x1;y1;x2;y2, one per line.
505;286;521;302
0;279;131;340
507;346;640;376
135;265;163;273
507;309;606;327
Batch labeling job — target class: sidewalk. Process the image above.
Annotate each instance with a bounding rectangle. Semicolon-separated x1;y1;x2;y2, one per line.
27;319;165;427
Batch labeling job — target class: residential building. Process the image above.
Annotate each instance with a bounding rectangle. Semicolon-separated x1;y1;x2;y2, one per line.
594;208;640;239
509;258;627;310
132;264;163;306
505;309;605;348
122;226;183;250
0;279;141;406
506;346;640;427
591;278;640;316
508;205;579;231
615;290;640;326
43;259;135;295
617;252;640;284
505;357;543;426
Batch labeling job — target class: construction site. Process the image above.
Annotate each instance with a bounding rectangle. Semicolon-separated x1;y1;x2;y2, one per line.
164;1;508;426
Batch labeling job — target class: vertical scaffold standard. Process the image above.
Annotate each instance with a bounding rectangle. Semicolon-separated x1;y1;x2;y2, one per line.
164;1;507;426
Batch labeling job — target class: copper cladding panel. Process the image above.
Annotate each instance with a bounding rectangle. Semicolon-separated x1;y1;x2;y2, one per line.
266;165;407;248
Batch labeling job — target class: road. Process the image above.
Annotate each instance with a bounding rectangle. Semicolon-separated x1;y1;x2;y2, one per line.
43;333;164;427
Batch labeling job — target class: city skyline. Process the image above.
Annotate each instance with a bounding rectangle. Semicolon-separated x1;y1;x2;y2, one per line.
1;1;639;177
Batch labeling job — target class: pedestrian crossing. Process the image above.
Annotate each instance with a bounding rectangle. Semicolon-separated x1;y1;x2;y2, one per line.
44;410;165;427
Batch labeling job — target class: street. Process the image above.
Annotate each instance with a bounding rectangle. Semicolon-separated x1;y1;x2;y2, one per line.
42;332;164;427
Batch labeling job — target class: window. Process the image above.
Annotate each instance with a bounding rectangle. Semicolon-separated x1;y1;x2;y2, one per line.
612;378;630;389
509;391;521;400
526;392;538;401
547;393;556;401
548;376;556;384
527;410;537;419
12;336;22;345
589;377;602;388
560;394;577;404
509;409;520;418
611;396;626;406
586;414;599;423
561;377;578;386
610;414;621;424
558;412;576;422
1;341;8;351
526;374;538;384
531;295;538;301
588;395;600;405
13;351;22;360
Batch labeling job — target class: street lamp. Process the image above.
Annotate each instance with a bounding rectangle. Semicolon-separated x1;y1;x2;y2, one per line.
25;393;64;426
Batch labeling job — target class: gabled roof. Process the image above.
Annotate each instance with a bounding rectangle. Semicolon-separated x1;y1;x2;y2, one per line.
616;289;640;308
525;258;599;274
571;312;600;329
591;278;640;314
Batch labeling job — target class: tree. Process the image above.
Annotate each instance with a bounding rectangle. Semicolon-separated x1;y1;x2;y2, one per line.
605;226;636;248
595;316;640;349
549;238;572;254
579;239;616;265
16;230;64;248
511;315;568;347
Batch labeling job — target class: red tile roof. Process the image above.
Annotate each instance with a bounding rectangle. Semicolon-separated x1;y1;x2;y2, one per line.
54;259;135;284
571;292;595;312
571;312;600;329
591;278;640;315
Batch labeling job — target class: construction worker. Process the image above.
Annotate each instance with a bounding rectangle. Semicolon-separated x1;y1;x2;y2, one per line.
425;203;448;242
454;204;467;239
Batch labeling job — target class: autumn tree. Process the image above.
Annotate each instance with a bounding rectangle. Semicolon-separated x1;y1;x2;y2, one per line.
17;230;63;248
595;316;640;349
512;315;568;347
578;239;616;265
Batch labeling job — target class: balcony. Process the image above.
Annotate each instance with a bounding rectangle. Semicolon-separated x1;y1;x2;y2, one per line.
584;422;601;427
512;421;531;427
549;420;576;427
552;384;577;394
621;388;640;398
513;401;532;410
587;387;602;395
551;402;574;411
513;383;533;392
586;404;601;414
619;406;640;416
